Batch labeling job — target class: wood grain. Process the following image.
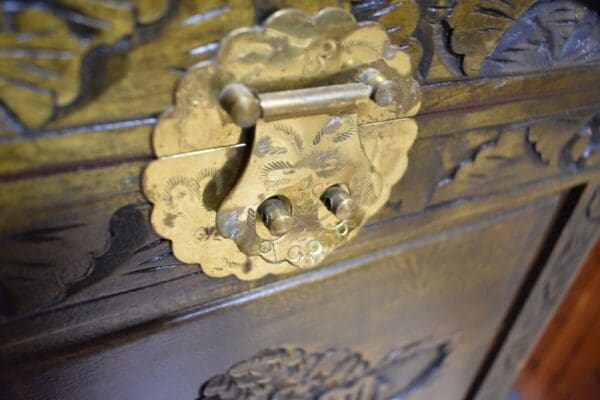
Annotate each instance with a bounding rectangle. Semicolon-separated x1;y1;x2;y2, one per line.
515;238;600;400
1;1;600;399
0;195;560;400
472;181;600;400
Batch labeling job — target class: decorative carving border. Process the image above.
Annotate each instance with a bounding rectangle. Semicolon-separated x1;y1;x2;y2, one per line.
2;0;599;137
2;112;599;318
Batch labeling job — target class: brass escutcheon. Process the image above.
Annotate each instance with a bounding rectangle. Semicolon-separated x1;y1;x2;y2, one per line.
143;8;421;280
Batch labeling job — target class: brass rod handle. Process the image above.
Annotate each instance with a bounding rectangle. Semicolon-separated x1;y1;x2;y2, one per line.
220;82;373;127
259;83;372;121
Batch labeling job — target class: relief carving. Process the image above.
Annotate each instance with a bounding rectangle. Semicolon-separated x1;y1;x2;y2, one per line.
1;1;374;138
480;0;600;75
420;0;600;78
2;0;599;137
0;0;171;130
3;114;598;317
416;0;463;78
198;342;450;400
449;0;539;75
557;115;600;172
351;0;423;71
0;205;193;318
429;113;600;205
0;0;256;137
0;214;111;318
528;115;600;172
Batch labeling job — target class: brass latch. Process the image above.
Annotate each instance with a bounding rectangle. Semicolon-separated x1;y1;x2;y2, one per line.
143;8;420;280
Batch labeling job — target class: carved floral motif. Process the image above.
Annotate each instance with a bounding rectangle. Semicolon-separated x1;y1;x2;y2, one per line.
198;343;450;400
2;0;599;136
449;0;539;75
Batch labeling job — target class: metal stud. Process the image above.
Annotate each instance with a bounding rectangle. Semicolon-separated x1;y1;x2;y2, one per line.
259;197;294;236
321;186;357;220
219;83;262;128
358;68;397;106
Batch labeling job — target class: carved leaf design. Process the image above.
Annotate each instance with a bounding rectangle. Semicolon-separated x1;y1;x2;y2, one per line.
430;114;600;205
351;0;419;41
481;0;600;75
0;0;253;137
415;0;464;79
0;1;143;128
526;116;600;170
449;0;536;75
198;342;450;400
0;217;108;318
430;128;532;204
0;204;197;318
351;0;423;71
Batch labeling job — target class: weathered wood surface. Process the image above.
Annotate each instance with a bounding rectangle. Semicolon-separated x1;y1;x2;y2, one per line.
1;1;600;399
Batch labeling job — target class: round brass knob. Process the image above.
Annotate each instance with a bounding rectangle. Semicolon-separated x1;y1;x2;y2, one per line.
358;68;397;107
259;197;293;236
219;83;261;128
321;186;357;220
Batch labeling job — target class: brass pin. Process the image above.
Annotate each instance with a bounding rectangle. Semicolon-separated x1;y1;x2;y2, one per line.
358;68;397;106
259;197;293;236
219;83;262;128
321;186;357;220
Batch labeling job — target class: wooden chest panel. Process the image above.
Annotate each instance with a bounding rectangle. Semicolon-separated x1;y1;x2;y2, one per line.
1;1;600;399
5;196;558;399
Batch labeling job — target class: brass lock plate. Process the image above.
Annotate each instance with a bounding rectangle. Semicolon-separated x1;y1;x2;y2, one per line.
143;8;421;280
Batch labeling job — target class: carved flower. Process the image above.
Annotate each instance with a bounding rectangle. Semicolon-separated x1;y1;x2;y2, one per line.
199;348;374;400
198;343;450;400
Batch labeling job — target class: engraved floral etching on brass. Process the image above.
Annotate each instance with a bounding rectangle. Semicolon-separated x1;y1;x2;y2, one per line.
143;8;421;280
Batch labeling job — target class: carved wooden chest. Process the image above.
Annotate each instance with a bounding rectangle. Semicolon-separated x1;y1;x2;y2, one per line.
1;1;600;399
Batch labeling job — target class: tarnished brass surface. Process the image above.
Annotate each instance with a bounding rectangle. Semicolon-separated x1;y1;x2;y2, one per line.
143;8;420;279
217;113;375;268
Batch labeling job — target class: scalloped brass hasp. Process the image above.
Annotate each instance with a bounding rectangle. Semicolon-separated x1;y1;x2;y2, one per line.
143;8;421;280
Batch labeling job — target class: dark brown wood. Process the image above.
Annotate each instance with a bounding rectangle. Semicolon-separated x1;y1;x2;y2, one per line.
1;1;600;399
1;195;561;399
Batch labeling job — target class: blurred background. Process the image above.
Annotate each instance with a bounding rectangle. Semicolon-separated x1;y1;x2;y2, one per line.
509;239;600;400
